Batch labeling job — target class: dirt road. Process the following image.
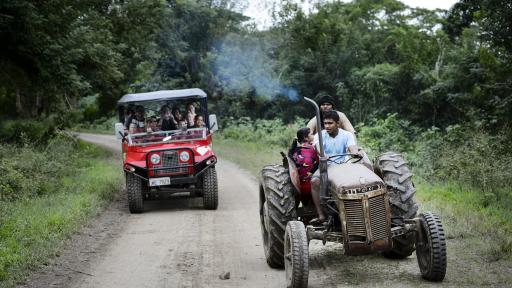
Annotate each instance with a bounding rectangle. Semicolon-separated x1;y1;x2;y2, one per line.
20;133;511;288
22;133;285;288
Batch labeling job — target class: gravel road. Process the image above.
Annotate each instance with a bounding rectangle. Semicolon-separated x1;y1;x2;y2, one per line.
19;133;512;288
21;133;284;288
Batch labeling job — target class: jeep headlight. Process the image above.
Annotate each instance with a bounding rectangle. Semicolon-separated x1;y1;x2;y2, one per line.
150;154;161;165
179;151;190;162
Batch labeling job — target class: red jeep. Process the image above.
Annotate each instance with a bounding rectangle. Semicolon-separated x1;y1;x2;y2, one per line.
114;88;219;213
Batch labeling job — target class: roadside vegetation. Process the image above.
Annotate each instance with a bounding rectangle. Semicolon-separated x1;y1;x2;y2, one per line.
0;123;123;287
215;116;512;262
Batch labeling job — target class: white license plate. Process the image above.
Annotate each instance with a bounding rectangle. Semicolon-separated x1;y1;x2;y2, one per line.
149;177;171;187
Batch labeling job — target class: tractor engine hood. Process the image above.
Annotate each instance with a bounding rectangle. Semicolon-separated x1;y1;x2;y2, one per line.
327;163;385;196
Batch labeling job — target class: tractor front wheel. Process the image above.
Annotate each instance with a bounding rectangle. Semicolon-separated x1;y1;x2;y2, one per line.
416;212;447;281
284;221;309;288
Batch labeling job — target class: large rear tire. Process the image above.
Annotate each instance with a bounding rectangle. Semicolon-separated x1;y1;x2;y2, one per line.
416;212;447;281
260;164;297;268
202;167;218;210
375;152;419;259
285;221;309;288
126;173;145;213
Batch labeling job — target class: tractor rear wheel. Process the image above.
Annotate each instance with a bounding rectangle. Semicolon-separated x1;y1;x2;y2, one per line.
126;173;145;213
375;152;419;259
260;164;297;268
284;221;309;288
202;167;218;210
416;212;447;281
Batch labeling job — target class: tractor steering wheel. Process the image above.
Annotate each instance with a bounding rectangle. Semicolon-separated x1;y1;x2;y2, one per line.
326;153;363;165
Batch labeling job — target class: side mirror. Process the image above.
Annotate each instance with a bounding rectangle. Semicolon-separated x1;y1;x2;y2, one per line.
115;123;125;139
209;114;218;133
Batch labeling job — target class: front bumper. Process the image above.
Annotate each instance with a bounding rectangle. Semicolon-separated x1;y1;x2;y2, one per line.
124;155;217;184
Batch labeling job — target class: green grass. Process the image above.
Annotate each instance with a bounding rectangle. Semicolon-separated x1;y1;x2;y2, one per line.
214;135;285;176
0;141;123;287
416;181;512;261
215;133;512;261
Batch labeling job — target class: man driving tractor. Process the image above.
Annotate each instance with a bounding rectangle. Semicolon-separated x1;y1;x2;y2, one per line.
310;110;362;224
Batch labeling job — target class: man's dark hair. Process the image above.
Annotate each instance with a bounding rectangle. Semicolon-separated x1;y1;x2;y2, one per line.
322;110;340;122
316;92;336;107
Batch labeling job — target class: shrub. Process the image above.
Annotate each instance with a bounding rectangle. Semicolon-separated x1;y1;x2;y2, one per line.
221;117;307;148
0;131;83;203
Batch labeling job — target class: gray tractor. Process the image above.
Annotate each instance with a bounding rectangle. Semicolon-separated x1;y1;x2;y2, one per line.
259;97;446;288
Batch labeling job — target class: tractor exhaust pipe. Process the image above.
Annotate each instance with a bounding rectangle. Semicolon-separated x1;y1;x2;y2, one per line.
304;97;328;203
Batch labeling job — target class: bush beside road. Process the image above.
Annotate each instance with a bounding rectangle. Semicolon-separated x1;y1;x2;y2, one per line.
0;132;122;287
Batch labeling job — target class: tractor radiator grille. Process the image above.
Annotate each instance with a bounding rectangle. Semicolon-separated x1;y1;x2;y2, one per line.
369;195;388;240
344;200;366;236
156;151;187;175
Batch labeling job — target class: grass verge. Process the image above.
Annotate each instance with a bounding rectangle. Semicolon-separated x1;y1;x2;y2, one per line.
0;140;123;288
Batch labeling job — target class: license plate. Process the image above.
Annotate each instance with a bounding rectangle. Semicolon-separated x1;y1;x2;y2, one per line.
149;177;171;187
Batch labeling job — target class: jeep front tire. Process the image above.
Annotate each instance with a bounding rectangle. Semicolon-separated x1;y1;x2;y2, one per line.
126;172;145;213
202;167;218;210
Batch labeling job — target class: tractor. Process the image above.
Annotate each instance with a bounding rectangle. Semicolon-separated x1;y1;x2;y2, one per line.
259;97;446;287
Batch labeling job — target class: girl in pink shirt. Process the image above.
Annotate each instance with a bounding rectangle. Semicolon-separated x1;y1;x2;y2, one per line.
288;127;319;182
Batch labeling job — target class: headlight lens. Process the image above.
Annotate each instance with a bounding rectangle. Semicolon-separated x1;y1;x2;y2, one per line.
179;151;190;162
150;154;161;164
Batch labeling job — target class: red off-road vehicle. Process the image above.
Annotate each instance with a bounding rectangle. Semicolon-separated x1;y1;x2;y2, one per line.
114;88;219;213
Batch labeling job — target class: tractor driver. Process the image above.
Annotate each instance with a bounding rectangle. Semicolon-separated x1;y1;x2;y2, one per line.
310;110;362;225
306;92;355;135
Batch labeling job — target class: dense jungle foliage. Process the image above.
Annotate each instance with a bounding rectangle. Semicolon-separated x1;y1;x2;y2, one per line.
1;1;511;200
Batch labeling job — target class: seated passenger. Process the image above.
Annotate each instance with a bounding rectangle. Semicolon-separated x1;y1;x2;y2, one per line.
159;105;177;131
128;123;138;134
178;119;188;130
193;115;205;128
146;116;159;133
124;105;145;132
186;102;197;128
288;127;319;182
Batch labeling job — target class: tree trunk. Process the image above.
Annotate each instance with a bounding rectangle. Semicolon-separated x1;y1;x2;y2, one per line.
16;88;23;116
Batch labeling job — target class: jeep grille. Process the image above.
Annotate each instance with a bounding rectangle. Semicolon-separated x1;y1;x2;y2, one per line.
155;151;188;175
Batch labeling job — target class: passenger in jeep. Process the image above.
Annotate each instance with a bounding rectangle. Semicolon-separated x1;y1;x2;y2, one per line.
146;116;159;133
193;114;205;128
159;105;178;131
124;105;145;132
186;102;197;128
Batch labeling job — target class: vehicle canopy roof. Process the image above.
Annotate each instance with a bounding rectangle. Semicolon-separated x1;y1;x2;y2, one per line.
117;88;206;105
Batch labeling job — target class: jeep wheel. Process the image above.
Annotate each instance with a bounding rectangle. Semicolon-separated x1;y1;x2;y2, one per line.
126;173;145;213
284;221;309;288
260;164;297;268
375;152;419;259
416;212;447;281
202;167;218;210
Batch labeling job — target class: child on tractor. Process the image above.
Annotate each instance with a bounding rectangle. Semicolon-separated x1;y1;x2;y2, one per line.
288;127;319;183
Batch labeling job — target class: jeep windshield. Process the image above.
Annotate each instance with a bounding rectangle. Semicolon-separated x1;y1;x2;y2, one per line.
118;91;209;131
127;128;207;145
